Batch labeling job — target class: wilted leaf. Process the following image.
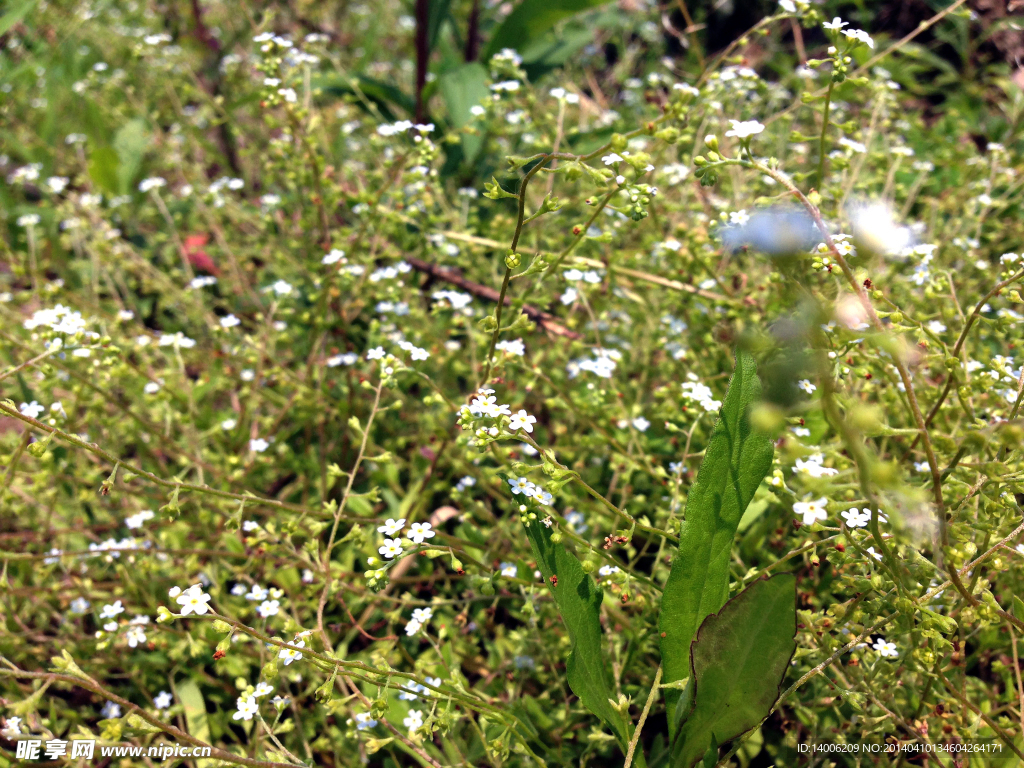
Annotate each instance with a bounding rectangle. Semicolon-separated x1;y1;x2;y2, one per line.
672;574;797;768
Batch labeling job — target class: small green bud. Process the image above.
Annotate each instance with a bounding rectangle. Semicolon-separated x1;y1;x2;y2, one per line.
654;127;679;144
704;134;719;151
550;532;563;544
504;250;521;269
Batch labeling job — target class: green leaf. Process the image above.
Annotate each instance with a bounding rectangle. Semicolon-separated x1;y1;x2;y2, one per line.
524;519;631;750
427;0;453;53
312;74;415;121
658;350;774;726
440;62;488;129
87;146;120;196
0;0;37;36
483;0;611;60
176;678;215;767
439;63;487;165
113;118;149;196
1014;595;1024;622
672;574;797;768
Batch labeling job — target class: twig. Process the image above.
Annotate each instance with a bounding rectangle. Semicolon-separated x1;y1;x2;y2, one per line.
405;256;581;340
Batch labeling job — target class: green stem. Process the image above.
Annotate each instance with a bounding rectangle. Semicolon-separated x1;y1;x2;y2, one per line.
817;79;835;188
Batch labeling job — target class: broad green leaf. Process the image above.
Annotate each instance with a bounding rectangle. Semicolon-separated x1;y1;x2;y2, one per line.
176;678;215;767
483;0;610;60
524;518;631;750
658;350;774;725
113;118;148;195
672;574;797;768
440;63;488;129
87;146;120;195
1014;595;1024;622
440;62;488;164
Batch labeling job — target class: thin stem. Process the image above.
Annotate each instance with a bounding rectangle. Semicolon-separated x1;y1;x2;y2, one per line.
817;80;834;188
623;665;662;768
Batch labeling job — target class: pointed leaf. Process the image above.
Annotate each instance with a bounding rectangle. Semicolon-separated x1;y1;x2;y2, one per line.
659;350;774;721
484;0;611;60
524;519;631;748
673;574;797;768
1014;595;1024;622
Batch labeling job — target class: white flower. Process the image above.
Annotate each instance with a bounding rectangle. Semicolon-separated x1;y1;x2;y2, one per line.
17;213;41;227
598;565;620;577
158;332;196;349
793;454;839;477
168;586;182;598
278;639;305;665
126;625;147;647
70;597;90;614
872;638;898;657
841;508;871;528
509;409;537;433
254;682;274;698
249;438;269;453
797;379;817;394
176;585;212;616
233;696;259;721
154;691;173;709
405;618;423;635
220;314;241;329
355;712;378;730
843;28;874;48
377;518;406;536
379;539;404;559
257;599;280;618
19;401;45;419
508;477;536;497
822;16;848;31
101;702;121;719
139;177;166;193
403;709;424;730
632;416;651;432
367;346;386;360
793;497;828;526
779;0;796;11
866;546;883;561
495;338;525;356
267;279;293;296
408;522;435;543
725;119;765;139
490;80;520;93
602;153;624;165
100;600;125;619
500;562;518;578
